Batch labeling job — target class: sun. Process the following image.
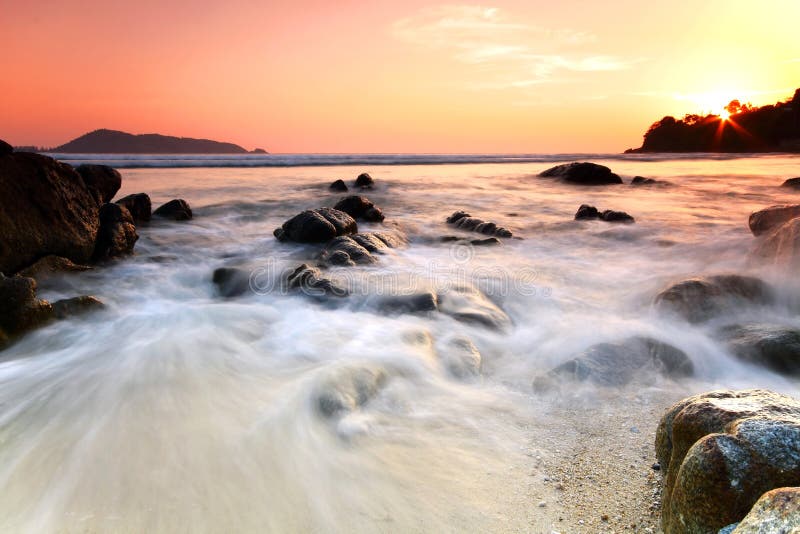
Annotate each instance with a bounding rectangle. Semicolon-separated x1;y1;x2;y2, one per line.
719;108;730;121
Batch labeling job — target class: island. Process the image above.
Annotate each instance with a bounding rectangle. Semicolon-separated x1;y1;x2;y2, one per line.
51;129;266;154
627;88;800;153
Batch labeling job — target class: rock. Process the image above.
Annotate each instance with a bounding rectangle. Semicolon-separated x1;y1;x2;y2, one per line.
446;211;513;238
781;177;800;189
600;210;635;223
314;365;387;418
0;273;52;337
0;152;100;274
16;255;91;280
539;162;623;185
0;139;12;156
656;389;800;534
438;285;511;329
376;292;439;315
471;237;501;246
731;487;800;533
274;207;357;243
716;324;800;376
329;179;348;192
748;205;800;236
212;267;251;298
751;217;800;269
92;203;138;262
115;193;152;224
285;264;348;298
51;296;105;319
575;204;600;220
320;231;406;266
153;199;193;221
654;275;773;324
355;173;374;188
631;176;670;186
74;164;121;204
333;195;385;222
441;337;482;379
532;337;693;392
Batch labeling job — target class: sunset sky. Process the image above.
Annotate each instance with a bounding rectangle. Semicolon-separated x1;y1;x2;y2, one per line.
2;0;799;153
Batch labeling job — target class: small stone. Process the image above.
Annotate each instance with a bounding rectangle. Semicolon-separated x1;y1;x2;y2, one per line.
538;501;546;508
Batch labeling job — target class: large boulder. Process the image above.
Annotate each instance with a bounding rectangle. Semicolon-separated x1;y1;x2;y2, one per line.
333;196;384;222
656;389;800;534
716;324;800;376
355;173;374;188
0;152;100;274
75;164;121;205
446;211;513;238
0;274;53;337
115;193;152;224
751;217;800;269
727;487;800;533
92;203;138;261
539;162;623;185
654;275;773;324
748;204;800;236
274;207;357;243
780;177;800;189
154;199;193;221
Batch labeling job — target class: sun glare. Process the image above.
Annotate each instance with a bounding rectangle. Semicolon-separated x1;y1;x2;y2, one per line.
719;108;730;121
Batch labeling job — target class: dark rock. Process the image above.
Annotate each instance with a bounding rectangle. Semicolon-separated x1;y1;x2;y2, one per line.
445;211;513;238
51;296;105;319
0;152;100;275
92;203;138;262
315;365;387;418
376;292;439;315
732;487;800;533
575;204;600;220
329;179;348;192
600;210;635;223
441;337;482;379
748;204;800;236
285;263;348;298
656;389;800;534
781;177;800;189
16;255;91;280
115;193;152;224
75;164;122;204
0;273;52;337
251;148;268;154
153;199;192;221
333;196;385;222
631;176;670;186
212;267;251;298
532;337;693;392
471;237;501;246
438;285;511;329
320;231;406;266
274;207;357;243
751;216;800;269
539;162;623;185
716;323;800;376
355;173;374;188
654;275;773;324
0;139;12;156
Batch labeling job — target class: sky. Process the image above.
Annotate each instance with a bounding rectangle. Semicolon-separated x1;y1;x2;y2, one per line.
1;0;799;153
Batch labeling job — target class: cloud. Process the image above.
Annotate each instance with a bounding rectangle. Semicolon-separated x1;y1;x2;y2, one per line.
393;5;636;89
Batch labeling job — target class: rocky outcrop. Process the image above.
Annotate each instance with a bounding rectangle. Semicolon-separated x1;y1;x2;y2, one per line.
329;179;348;192
320;231;406;266
74;164;122;204
654;275;773;324
539;162;623;185
748;205;800;236
154;199;193;221
574;204;635;223
16;255;91;280
751;217;800;269
446;211;513;238
274;208;357;243
0;152;100;274
92;203;138;262
656;389;800;534
532;337;693;392
716;323;800;376
781;177;800;189
333;196;384;222
285;264;348;298
355;173;374;188
727;487;800;533
115;193;152;224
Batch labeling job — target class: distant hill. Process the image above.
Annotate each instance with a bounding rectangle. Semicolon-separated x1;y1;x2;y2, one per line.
627;88;800;153
53;129;258;154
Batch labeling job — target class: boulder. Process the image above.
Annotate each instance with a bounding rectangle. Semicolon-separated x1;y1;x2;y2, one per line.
16;255;91;280
74;164;121;205
654;275;773;324
748;205;800;236
320;231;406;266
437;284;511;329
781;177;800;189
314;365;387;418
575;204;600;220
751;217;800;269
631;176;671;186
92;203;138;262
329;179;348;192
716;324;800;376
153;199;193;221
0;274;52;337
285;264;348;298
333;195;385;222
115;193;152;223
532;337;693;392
375;292;439;315
446;211;513;238
729;487;800;533
0;152;100;274
471;237;501;246
0;139;12;156
574;205;635;223
212;267;251;298
274;207;357;243
441;336;482;379
656;389;800;534
539;162;623;185
355;173;374;188
51;296;105;319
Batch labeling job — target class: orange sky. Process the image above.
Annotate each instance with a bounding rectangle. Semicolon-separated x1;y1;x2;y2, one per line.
2;0;799;153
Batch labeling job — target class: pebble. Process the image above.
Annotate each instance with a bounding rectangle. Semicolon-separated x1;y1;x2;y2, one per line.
538;501;547;508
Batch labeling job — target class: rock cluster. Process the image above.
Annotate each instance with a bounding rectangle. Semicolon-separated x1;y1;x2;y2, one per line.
446;211;513;238
574;204;635;223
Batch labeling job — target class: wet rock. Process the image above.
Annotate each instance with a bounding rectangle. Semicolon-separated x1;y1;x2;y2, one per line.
315;365;387;418
574;204;634;223
782;177;800;189
333;195;385;222
446;211;513;238
438;285;511;329
0;152;101;274
16;255;91;280
329;179;348;192
0;139;12;156
320;231;406;266
631;176;671;186
731;487;800;533
355;173;374;188
654;274;773;324
51;296;105;319
575;204;600;220
274;207;357;243
471;237;501;246
153;199;193;221
532;337;693;392
656;389;800;534
539;162;623;185
751;217;800;269
376;292;439;315
285;263;348;298
212;267;251;298
441;336;482;379
748;204;800;236
75;164;122;204
115;192;152;224
716;323;800;376
92;203;138;262
0;273;53;337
